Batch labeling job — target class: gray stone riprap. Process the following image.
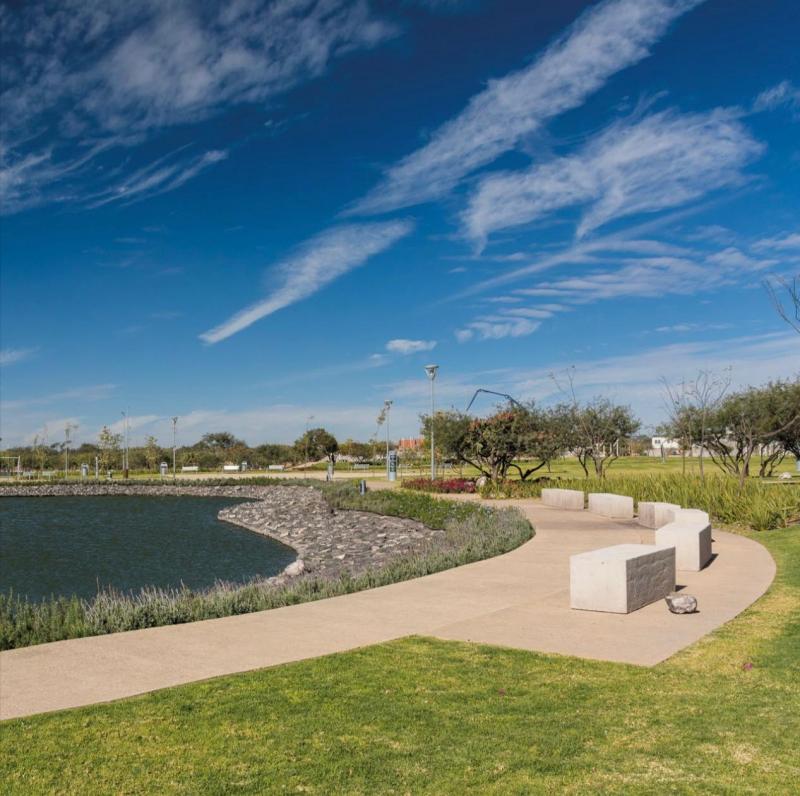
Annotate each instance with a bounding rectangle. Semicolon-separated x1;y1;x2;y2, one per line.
0;484;443;584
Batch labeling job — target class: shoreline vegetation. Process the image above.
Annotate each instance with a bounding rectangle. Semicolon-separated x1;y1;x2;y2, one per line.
0;480;533;651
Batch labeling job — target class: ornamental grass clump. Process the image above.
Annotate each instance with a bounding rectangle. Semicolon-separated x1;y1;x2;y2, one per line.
0;484;532;651
479;473;799;531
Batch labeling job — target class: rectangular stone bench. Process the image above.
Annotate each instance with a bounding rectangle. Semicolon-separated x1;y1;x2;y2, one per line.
672;508;710;526
655;516;712;572
587;492;634;519
541;488;585;510
637;501;680;529
570;544;676;614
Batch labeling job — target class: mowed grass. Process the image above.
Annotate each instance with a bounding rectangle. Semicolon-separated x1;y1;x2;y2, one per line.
2;528;798;794
440;453;799;480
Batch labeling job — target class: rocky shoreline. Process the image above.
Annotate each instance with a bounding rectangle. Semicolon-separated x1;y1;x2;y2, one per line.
0;483;444;584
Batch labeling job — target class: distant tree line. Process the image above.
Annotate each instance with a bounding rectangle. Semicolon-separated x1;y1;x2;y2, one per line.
1;427;379;473
4;378;798;482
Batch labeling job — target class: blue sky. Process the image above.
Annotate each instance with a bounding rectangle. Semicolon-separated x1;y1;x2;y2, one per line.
1;0;799;448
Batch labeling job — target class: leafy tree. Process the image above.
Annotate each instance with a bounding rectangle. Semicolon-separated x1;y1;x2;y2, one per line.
200;432;245;450
294;428;339;464
420;411;472;463
554;399;641;478
421;405;564;481
143;435;161;471
97;426;122;471
253;443;297;467
339;439;373;461
705;380;800;485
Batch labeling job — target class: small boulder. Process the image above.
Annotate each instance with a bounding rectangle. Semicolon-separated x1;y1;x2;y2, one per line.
283;559;305;577
665;594;698;614
475;475;489;489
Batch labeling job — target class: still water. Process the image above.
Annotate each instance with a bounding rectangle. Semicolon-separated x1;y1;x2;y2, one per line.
0;496;296;601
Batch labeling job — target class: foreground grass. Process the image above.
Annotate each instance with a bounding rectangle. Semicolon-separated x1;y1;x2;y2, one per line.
2;527;798;794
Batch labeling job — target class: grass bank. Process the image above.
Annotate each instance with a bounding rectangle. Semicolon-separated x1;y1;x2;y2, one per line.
478;473;800;531
0;483;532;651
1;525;797;793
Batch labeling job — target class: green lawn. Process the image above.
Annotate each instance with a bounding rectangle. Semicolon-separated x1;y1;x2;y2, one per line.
24;453;796;481
429;454;799;480
2;527;798;794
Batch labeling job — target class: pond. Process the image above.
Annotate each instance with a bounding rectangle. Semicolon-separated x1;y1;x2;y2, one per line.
0;496;296;602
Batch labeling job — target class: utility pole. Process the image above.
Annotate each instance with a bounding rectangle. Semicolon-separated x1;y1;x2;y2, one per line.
424;365;439;480
171;416;178;479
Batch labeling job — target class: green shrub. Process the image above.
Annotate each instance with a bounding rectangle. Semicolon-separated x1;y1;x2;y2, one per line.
0;484;532;651
479;474;800;531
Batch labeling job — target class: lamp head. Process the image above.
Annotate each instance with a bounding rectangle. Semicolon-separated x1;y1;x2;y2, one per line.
424;364;439;381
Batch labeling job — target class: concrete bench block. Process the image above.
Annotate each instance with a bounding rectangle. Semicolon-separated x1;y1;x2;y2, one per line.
587;492;634;519
655;521;712;572
637;501;680;528
570;544;676;614
541;488;585;510
671;508;710;527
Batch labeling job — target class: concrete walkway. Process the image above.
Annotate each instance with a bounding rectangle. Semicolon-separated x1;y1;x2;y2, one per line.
0;500;775;720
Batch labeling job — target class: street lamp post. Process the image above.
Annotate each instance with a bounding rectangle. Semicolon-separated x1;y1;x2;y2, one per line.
64;423;75;479
305;415;314;470
424;365;439;480
171;416;179;479
120;410;130;476
383;400;393;479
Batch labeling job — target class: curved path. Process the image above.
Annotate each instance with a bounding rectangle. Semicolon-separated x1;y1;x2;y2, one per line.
0;499;775;720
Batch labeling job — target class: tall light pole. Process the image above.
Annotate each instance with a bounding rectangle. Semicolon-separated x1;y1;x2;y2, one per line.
64;422;76;479
424;364;439;480
305;415;314;469
120;410;129;474
171;416;179;479
383;400;393;479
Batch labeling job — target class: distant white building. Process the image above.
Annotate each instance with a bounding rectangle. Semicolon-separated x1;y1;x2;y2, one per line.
651;437;680;452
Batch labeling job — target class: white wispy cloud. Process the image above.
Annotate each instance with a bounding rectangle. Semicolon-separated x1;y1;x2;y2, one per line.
754;80;800;117
86;149;228;207
654;322;732;333
199;220;414;344
512;332;800;422
455;316;541;343
453;240;778;343
752;231;800;252
1;0;397;213
350;0;705;215
1;383;115;412
385;338;437;355
463;108;762;245
0;347;37;367
108;414;161;435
